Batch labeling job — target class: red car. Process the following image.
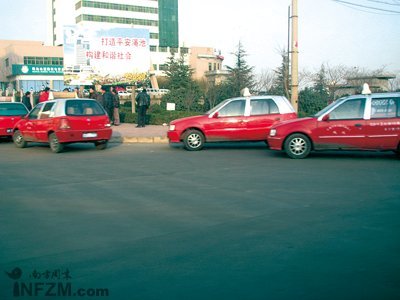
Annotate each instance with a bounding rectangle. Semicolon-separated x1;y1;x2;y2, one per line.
0;102;29;139
268;92;400;158
13;98;112;153
168;95;297;150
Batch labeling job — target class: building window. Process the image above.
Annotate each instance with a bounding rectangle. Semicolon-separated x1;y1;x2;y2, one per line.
170;47;178;54
23;56;64;66
79;0;158;14
180;47;189;54
159;46;168;53
150;46;157;52
208;63;212;71
80;14;158;27
153;64;158;71
159;64;168;71
150;33;159;40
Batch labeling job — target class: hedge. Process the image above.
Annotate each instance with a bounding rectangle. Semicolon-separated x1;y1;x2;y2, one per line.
119;106;200;125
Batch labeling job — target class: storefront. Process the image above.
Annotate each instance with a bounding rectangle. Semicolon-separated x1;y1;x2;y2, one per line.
10;64;66;92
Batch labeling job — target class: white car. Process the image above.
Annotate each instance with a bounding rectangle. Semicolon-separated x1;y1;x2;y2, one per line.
118;91;132;97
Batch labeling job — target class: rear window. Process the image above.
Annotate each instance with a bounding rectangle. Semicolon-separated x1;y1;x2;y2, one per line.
250;99;279;115
371;97;399;119
0;103;28;116
65;100;105;116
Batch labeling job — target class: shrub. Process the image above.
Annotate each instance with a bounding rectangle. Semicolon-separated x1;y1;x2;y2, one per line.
119;107;199;125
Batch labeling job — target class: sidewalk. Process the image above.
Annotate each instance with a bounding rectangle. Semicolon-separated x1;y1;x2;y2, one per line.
110;123;169;143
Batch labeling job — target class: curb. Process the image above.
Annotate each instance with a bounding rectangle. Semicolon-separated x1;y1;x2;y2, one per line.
110;136;169;144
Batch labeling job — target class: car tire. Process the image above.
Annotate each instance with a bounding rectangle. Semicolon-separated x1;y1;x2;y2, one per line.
13;130;27;148
49;133;64;153
284;133;312;159
95;140;108;150
183;129;205;151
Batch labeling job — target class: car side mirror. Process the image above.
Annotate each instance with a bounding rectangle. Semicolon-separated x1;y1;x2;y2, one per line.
212;112;219;118
322;114;330;122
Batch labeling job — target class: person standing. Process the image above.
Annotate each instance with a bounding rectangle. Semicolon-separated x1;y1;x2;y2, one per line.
100;86;114;124
22;91;32;111
135;88;150;128
110;87;120;126
38;87;50;103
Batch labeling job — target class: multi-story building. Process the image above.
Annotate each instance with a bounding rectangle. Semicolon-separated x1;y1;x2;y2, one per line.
47;0;186;75
189;47;229;85
0;40;64;93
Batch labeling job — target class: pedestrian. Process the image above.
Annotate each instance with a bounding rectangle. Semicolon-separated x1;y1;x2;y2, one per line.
110;87;120;126
135;88;150;128
38;87;50;103
74;87;83;98
100;86;114;124
22;91;32;111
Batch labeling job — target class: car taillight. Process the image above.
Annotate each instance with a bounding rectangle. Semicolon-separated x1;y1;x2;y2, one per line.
59;118;71;129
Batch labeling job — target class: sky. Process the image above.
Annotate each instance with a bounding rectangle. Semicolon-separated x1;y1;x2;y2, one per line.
1;0;400;74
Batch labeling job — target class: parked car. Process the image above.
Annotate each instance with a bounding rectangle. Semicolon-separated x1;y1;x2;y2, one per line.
268;92;400;158
13;98;112;153
118;91;132;98
168;95;297;150
0;102;29;139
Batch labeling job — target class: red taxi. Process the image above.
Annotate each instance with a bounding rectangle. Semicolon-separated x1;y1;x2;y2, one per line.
268;92;400;158
13;98;112;153
168;95;297;150
0;102;29;138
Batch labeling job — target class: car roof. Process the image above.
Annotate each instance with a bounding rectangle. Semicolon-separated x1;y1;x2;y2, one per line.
343;92;400;100
0;101;26;105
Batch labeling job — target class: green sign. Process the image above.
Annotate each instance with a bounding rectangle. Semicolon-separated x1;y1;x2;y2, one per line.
12;65;64;75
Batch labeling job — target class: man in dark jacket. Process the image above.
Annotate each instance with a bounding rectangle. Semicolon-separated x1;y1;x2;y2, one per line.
135;88;150;128
100;86;114;124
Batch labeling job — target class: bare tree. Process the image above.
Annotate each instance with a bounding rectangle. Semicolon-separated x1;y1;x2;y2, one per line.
254;69;276;93
388;74;400;92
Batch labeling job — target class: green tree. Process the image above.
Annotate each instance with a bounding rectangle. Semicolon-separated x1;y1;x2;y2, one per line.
162;53;203;111
225;42;255;98
299;65;330;116
269;50;290;98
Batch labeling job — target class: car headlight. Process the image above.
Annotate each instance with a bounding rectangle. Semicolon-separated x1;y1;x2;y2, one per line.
169;124;176;131
270;129;277;137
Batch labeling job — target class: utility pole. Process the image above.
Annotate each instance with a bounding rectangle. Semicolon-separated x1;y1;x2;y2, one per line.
291;0;299;112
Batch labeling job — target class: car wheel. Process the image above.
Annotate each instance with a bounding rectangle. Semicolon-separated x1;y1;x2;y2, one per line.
13;130;27;148
183;129;205;151
395;144;400;158
49;133;64;153
95;140;108;150
284;133;311;159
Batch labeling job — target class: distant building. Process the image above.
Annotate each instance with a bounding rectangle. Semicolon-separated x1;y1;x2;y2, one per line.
189;47;230;84
334;75;396;98
0;40;64;92
47;0;187;76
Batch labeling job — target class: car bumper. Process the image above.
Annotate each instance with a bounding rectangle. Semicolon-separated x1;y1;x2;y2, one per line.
0;128;13;136
167;130;181;143
56;128;112;143
267;137;284;150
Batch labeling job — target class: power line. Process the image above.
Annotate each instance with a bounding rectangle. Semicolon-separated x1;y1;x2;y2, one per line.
332;0;400;13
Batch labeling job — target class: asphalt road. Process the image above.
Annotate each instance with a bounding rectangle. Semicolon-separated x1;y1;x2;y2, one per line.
0;141;399;300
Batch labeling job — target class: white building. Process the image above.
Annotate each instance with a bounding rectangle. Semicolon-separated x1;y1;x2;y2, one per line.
46;0;187;76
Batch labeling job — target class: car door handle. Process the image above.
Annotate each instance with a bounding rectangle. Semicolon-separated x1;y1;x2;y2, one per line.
274;117;281;121
355;123;363;127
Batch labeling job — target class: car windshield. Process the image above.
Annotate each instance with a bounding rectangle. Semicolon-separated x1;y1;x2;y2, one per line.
314;97;347;118
0;103;28;116
206;98;234;115
65;99;105;116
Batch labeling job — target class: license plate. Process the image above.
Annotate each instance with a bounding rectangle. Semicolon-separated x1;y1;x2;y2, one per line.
83;132;98;138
